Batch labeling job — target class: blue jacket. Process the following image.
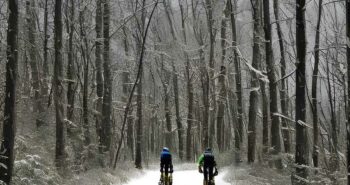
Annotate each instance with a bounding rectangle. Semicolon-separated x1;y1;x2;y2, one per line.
160;148;173;173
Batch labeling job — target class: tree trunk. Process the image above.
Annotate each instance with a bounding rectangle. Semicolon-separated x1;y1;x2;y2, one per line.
135;0;147;169
163;0;177;41
200;50;210;149
311;0;323;168
191;1;209;150
173;64;184;160
162;67;172;150
293;0;309;183
54;0;66;170
0;0;18;183
123;32;135;158
205;0;216;148
79;7;91;155
83;51;90;148
263;0;283;169
273;0;291;153
162;0;183;158
346;1;350;184
123;70;134;159
248;0;262;163
42;0;50;96
261;80;269;154
179;0;194;161
228;0;244;163
217;0;229;152
23;56;31;97
217;66;227;152
66;0;84;167
326;52;339;172
26;0;45;127
135;67;143;169
196;99;202;156
150;78;156;155
101;0;112;152
95;0;104;153
66;0;76;140
221;0;229;67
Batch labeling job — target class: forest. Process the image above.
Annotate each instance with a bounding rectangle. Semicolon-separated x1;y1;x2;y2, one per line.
0;0;349;184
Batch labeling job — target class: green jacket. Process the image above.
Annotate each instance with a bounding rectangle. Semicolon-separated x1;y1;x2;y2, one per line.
197;154;204;166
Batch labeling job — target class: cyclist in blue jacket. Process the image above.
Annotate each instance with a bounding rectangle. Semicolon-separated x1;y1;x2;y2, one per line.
160;147;173;183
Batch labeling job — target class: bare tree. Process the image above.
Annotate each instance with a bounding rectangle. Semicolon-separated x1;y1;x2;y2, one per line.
217;66;227;151
135;0;147;169
149;74;156;154
172;64;184;160
122;30;134;159
178;0;195;161
79;4;91;157
160;61;172;150
261;77;269;154
42;0;50;96
53;0;66;170
293;0;309;183
66;0;82;166
204;0;216;148
247;0;262;163
162;0;184;159
217;0;229;152
273;0;290;153
26;0;45;127
228;0;244;163
162;0;175;152
101;0;112;152
346;1;350;184
263;0;282;169
95;0;104;153
326;45;339;171
66;0;76;138
191;0;209;150
0;0;18;183
311;0;323;168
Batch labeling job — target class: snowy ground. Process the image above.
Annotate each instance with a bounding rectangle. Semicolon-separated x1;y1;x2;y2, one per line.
122;169;230;185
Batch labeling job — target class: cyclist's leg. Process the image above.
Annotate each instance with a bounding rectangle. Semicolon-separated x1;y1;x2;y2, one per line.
168;174;171;185
204;166;209;185
163;165;168;184
209;167;214;181
165;164;169;174
159;173;164;185
208;167;214;185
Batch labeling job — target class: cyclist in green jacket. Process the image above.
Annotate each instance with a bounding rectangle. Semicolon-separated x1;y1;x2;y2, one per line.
197;148;218;185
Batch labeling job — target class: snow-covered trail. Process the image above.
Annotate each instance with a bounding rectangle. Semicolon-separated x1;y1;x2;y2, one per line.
122;170;231;185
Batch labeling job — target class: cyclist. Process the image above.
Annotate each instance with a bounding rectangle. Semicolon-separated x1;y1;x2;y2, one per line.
198;148;218;185
160;147;173;184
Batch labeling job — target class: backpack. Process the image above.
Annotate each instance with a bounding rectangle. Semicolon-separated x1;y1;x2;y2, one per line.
203;152;215;167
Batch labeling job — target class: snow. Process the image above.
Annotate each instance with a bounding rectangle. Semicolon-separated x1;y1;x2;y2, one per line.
121;170;231;185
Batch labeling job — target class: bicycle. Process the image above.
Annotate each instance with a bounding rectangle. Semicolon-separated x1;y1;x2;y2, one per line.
203;179;215;185
199;167;218;185
158;173;172;185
